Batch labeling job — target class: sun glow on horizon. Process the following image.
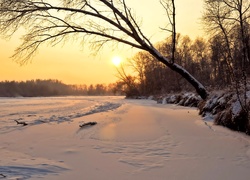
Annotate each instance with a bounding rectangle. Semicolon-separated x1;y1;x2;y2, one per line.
0;0;204;85
112;56;122;67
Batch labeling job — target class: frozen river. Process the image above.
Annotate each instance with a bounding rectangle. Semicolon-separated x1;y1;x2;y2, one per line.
0;96;123;134
1;96;250;180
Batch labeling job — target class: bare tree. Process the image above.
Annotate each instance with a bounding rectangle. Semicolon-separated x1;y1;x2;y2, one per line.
0;0;208;99
128;52;147;95
160;0;176;63
209;34;232;86
114;63;139;97
203;0;250;114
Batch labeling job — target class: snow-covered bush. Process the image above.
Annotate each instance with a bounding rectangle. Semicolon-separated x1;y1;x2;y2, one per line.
199;92;250;134
155;91;250;135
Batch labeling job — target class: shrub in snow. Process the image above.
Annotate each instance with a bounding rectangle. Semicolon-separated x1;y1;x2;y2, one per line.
148;96;154;100
178;94;189;106
155;91;250;135
214;108;233;127
212;93;233;115
169;95;178;104
155;93;200;107
203;95;220;112
209;94;249;134
230;99;249;132
215;103;249;133
197;91;250;134
155;96;164;104
184;94;200;107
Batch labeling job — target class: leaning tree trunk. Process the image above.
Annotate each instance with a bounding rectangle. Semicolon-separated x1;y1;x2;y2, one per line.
147;47;209;100
0;0;209;100
168;63;208;100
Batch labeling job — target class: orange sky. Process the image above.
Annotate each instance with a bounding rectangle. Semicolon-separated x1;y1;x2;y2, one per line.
0;0;203;85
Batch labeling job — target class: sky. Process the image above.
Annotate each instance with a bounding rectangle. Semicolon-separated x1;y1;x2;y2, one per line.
0;0;204;85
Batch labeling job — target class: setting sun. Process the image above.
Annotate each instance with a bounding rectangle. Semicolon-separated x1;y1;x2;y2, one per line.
0;0;204;85
112;56;122;66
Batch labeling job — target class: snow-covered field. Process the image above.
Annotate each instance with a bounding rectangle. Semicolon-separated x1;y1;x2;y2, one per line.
1;96;250;180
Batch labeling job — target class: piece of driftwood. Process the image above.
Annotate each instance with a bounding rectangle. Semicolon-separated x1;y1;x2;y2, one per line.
0;173;6;178
79;122;97;128
14;120;28;126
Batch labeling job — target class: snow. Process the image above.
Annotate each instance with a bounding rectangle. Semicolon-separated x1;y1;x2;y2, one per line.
167;95;177;104
1;96;250;179
0;96;121;133
247;91;250;98
232;100;242;118
204;95;219;111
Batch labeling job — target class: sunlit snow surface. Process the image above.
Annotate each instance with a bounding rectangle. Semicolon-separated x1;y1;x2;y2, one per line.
1;96;250;180
0;96;122;134
0;96;123;179
0;148;68;180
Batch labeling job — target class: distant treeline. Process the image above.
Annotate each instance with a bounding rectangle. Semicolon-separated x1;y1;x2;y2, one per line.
0;79;123;97
117;32;250;97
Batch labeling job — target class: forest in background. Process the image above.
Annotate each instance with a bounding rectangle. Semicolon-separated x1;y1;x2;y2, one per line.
2;26;250;98
114;0;250;99
0;79;123;97
117;32;250;97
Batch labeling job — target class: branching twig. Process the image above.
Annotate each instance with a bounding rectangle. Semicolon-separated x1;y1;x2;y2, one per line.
160;0;176;63
14;119;28;126
0;173;6;178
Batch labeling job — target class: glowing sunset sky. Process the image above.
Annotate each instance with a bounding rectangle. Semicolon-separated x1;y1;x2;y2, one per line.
0;0;203;85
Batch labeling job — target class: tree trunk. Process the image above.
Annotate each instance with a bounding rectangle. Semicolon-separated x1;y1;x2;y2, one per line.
147;47;209;100
168;63;208;100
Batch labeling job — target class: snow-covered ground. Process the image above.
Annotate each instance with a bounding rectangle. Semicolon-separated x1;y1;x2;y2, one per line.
1;96;250;180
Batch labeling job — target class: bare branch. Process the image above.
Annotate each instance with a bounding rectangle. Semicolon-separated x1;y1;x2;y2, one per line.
160;0;176;63
0;0;209;99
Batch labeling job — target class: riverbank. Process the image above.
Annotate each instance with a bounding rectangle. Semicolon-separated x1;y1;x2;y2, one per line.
154;91;250;135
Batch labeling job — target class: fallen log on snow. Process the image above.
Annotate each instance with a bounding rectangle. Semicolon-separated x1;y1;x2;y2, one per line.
79;122;97;128
14;119;28;126
0;173;6;178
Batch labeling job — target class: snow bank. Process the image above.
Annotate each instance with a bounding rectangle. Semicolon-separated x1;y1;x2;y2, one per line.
154;91;250;135
199;92;250;134
155;92;201;107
